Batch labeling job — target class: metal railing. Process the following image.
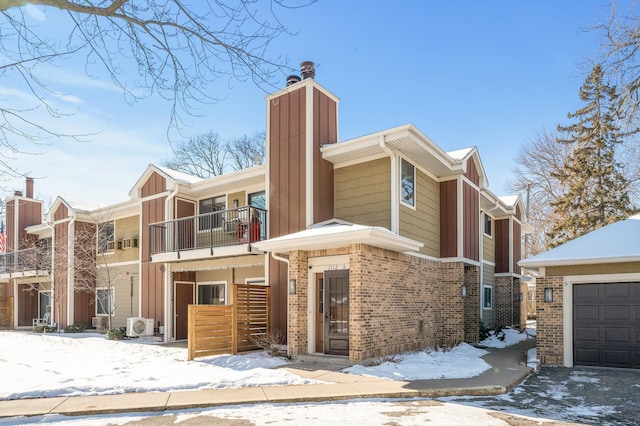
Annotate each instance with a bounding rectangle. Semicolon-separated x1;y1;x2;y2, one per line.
0;247;51;276
149;206;267;258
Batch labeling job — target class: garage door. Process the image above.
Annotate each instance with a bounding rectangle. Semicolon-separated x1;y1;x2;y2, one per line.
573;282;640;368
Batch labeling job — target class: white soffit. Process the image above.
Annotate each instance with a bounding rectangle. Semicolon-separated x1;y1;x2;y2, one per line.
253;223;423;253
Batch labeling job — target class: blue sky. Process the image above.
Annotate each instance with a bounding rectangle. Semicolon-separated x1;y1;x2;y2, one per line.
3;1;621;206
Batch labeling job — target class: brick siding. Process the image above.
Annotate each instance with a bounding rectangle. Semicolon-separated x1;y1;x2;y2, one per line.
536;276;564;366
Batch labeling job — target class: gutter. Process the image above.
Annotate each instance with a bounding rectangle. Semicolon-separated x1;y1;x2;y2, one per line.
379;134;398;233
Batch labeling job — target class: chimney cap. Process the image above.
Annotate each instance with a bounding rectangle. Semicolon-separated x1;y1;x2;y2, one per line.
300;61;315;80
286;75;301;87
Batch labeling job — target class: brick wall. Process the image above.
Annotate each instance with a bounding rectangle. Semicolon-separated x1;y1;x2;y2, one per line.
494;276;521;328
288;250;309;357
536;276;564;366
0;297;14;329
463;265;480;342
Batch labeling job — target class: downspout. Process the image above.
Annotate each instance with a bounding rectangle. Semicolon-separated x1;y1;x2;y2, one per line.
67;213;76;328
270;252;290;357
44;220;55;328
379;135;398;233
163;182;180;342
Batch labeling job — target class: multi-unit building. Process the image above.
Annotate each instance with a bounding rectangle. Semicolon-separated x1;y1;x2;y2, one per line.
0;63;528;362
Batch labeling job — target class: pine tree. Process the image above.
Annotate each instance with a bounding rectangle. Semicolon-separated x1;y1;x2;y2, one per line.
548;64;636;248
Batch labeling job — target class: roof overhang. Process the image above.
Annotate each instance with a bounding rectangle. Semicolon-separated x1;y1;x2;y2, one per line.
253;223;423;254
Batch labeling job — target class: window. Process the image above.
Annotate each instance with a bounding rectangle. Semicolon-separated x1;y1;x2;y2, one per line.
400;158;415;206
483;286;493;309
483;213;492;237
38;291;51;320
248;191;266;209
97;221;115;254
96;287;115;315
198;283;226;305
199;196;226;230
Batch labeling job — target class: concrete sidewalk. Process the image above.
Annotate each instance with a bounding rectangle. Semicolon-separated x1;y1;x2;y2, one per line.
0;340;534;418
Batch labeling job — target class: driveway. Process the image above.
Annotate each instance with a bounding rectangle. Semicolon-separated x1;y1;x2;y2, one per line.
443;366;640;425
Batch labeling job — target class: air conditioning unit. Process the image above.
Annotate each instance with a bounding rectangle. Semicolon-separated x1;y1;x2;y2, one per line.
126;317;155;337
92;316;108;332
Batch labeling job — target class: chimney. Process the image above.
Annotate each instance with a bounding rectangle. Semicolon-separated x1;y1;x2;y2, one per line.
26;177;34;199
300;61;315;80
286;75;301;87
14;190;22;197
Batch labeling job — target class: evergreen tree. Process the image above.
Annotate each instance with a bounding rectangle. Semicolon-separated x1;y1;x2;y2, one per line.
548;64;636;248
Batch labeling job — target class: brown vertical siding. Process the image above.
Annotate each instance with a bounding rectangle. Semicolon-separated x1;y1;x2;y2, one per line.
465;158;480;186
440;180;457;257
73;221;96;327
141;172;166;198
17;284;38;327
268;86;306;335
54;203;69;221
495;219;510;273
462;182;479;261
516;204;521;220
141;197;165;324
175;198;195;218
312;87;337;224
6;200;15;252
512;220;521;274
54;220;69;327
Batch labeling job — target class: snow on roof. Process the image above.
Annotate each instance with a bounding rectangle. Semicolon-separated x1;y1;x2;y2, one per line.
60;197;102;212
156;165;203;184
519;214;640;268
446;147;474;160
499;195;519;207
253;221;423;253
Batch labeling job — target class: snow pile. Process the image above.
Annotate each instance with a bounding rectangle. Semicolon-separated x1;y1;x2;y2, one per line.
480;327;534;348
343;343;490;380
0;332;317;400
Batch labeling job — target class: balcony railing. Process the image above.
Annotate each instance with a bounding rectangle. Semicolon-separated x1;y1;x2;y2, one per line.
149;206;267;258
0;247;51;276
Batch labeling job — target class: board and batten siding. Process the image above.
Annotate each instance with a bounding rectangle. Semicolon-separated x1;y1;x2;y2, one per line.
462;181;480;261
334;157;391;229
399;168;440;258
440;180;457;258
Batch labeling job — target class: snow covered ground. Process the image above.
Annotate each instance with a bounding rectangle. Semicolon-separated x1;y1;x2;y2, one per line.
0;326;533;400
1;326;556;425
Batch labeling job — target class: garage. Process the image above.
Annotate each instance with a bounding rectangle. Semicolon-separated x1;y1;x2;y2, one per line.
573;282;640;368
519;214;640;368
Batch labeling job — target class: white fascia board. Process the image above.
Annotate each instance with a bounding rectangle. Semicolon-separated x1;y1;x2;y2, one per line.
185;165;267;196
253;226;423;253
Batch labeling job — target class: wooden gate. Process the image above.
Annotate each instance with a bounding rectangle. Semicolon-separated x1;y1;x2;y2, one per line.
188;285;270;360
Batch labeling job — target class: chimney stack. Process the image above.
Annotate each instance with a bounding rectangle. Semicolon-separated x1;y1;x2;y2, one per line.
300;61;315;80
14;190;22;197
26;177;34;199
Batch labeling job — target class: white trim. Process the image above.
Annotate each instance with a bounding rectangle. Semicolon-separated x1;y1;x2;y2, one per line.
306;83;314;227
482;212;493;239
399;157;417;211
331;152;389;169
95;286;115;316
244;277;266;286
561;272;640;367
461;175;479;192
482;259;496;267
439;257;482;267
482;285;493;310
96;260;139;268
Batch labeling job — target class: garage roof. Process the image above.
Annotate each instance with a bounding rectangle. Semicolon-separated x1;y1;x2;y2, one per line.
519;214;640;268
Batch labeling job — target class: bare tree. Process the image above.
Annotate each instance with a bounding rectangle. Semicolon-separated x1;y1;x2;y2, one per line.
508;129;575;255
163;130;265;177
0;0;314;175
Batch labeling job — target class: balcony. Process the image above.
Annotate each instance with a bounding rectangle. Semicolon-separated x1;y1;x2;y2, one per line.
148;206;267;262
0;248;51;278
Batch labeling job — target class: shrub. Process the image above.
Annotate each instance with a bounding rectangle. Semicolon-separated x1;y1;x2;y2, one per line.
107;327;127;340
33;325;57;333
479;321;507;342
251;329;287;358
63;323;86;333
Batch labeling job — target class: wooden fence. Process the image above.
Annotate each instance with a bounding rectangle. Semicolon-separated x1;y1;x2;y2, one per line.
188;285;270;360
0;297;14;330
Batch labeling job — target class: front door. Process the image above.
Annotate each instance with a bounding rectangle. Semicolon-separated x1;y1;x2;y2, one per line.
175;282;194;340
315;273;324;352
324;269;349;356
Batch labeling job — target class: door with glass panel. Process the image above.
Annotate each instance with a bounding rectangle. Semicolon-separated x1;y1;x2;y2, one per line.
323;269;349;356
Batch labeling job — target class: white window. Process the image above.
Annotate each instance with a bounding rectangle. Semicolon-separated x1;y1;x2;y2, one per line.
98;221;115;254
483;213;492;237
400;158;415;207
96;287;115;315
198;282;226;305
483;286;493;309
